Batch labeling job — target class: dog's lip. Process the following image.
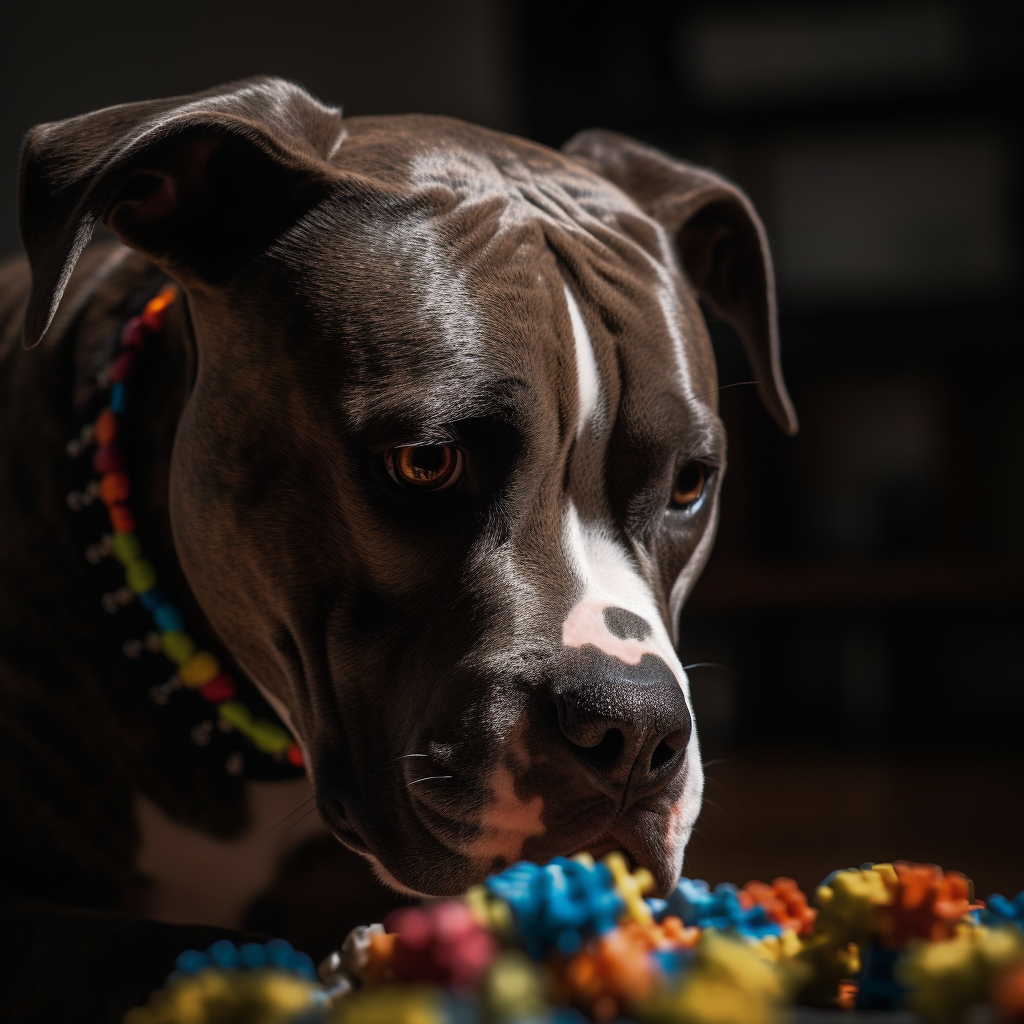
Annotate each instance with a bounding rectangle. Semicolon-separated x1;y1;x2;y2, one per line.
569;834;623;860
320;800;372;856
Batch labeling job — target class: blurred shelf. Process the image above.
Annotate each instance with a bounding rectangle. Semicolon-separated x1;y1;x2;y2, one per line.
688;556;1024;613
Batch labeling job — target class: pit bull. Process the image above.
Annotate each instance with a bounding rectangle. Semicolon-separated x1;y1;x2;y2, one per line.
0;76;795;1020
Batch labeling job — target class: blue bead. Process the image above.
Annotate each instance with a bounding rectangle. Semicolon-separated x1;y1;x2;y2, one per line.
486;856;624;959
153;603;184;632
206;939;239;969
140;587;166;612
239;942;268;968
110;382;128;415
265;938;295;968
291;951;318;981
980;890;1024;932
175;949;210;974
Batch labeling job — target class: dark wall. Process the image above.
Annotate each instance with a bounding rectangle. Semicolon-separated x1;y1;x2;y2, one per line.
0;0;522;257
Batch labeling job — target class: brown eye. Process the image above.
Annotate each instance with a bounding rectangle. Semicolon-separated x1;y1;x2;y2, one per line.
385;444;463;491
670;462;706;509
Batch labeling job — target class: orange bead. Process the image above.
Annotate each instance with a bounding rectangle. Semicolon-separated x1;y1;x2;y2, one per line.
109;503;135;532
141;287;176;330
94;408;118;446
99;472;130;506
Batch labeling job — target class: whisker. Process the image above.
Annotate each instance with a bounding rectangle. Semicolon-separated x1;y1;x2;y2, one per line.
683;662;739;676
700;796;736;828
404;775;453;789
278;805;321;841
692;380;762;401
253;795;318;845
387;753;430;764
702;758;730;769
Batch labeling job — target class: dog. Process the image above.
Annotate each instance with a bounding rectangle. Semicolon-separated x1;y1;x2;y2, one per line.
0;76;795;1019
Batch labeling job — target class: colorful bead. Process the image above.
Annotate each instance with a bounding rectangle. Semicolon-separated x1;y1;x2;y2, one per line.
180;651;220;688
119;315;148;350
139;586;167;612
110;382;128;415
485;856;624;959
742;878;817;937
385;901;498;990
107;351;137;383
153;602;184;632
248;719;295;755
93;442;125;475
126;558;158;595
160;630;196;666
286;742;304;767
94;407;118;445
199;673;236;703
141;287;176;330
100;471;130;506
605;851;655;926
110;531;142;565
109;503;136;532
981;891;1024;933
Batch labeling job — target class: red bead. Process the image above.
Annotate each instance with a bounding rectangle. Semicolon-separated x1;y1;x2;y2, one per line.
199;672;237;703
109;503;135;533
100;471;130;505
286;743;304;767
92;442;124;475
120;316;148;350
107;351;137;383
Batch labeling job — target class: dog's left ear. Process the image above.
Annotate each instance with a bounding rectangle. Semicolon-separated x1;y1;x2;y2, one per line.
19;76;343;348
563;129;797;434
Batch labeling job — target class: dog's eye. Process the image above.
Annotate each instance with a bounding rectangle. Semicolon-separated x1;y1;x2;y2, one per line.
670;462;706;509
385;444;463;491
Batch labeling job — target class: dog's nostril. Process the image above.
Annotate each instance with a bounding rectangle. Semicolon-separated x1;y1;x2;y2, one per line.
650;738;679;772
588;727;624;767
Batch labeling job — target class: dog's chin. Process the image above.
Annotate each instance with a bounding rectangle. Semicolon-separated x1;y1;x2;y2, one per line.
328;800;700;901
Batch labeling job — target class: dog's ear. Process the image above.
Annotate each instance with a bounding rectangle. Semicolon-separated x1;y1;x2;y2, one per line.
563;129;797;434
19;76;343;348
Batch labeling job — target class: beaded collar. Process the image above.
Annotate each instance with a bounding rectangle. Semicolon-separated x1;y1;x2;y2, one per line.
65;281;304;779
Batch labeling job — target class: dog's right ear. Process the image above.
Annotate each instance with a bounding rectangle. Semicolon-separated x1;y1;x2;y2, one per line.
563;129;797;435
19;76;344;348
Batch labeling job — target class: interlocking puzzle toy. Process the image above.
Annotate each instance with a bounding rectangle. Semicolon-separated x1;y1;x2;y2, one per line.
125;859;1024;1024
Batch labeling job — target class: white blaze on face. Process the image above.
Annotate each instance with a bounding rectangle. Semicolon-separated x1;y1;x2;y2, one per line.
560;503;703;867
564;283;600;436
560;504;683;679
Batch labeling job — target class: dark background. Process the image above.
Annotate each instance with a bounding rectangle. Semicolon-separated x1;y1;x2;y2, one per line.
2;1;1021;896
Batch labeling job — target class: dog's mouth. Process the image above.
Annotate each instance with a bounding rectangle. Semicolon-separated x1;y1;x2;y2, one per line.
571;834;634;866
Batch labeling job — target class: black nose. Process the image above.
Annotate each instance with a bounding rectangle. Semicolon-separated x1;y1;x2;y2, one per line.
551;648;691;798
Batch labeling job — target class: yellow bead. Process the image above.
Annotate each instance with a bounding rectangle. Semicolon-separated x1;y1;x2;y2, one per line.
160;630;196;666
603;850;655;925
126;558;157;594
180;651;220;689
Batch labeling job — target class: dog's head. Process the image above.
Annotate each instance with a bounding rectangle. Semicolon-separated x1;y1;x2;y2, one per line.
21;77;795;896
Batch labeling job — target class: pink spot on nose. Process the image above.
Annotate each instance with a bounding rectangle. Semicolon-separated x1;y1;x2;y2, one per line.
562;599;657;665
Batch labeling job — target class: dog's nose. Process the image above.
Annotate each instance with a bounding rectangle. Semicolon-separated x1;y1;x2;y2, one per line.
551;649;691;798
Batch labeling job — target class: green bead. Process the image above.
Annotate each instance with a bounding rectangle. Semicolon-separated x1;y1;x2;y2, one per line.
248;720;292;754
217;700;252;731
160;630;196;666
110;531;141;565
125;558;157;594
